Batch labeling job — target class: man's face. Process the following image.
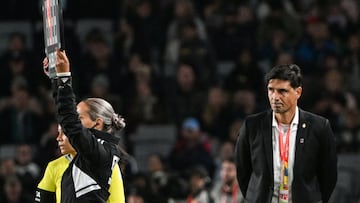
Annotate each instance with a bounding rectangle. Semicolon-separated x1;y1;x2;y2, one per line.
267;79;302;114
56;125;76;155
221;161;237;185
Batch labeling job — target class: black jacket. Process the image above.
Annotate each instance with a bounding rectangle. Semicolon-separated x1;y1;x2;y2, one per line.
53;76;120;203
235;109;337;203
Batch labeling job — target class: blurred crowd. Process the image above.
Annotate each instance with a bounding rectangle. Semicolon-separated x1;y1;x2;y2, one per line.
0;0;360;202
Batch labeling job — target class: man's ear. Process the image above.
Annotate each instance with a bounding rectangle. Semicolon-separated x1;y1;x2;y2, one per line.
296;87;302;99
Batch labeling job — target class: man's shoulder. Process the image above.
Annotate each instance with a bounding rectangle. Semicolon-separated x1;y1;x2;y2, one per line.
245;110;271;122
299;109;328;123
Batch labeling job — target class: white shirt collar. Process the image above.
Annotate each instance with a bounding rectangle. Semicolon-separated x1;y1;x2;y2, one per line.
272;106;299;127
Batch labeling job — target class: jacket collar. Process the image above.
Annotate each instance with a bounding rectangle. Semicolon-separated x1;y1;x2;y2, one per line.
89;128;120;145
263;110;273;186
293;109;309;176
271;106;299;127
263;108;308;187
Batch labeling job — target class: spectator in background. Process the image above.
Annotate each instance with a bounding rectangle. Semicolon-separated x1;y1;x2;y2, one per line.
163;173;189;202
320;52;342;73
208;3;257;61
164;0;206;78
0;158;17;199
120;53;163;98
212;141;235;183
126;185;146;203
146;154;170;203
224;48;264;96
127;173;152;202
258;28;293;72
186;165;211;203
257;1;302;48
169;117;215;178
228;118;243;144
0;77;43;145
164;19;217;85
0;32;45;97
211;157;243;203
0;52;30;97
87;75;122;113
199;86;231;142
36;120;61;169
125;0;163;63
14;144;40;200
341;0;360;35
312;69;349;133
0;175;31;203
113;19;135;64
294;17;337;75
1;33;31;63
337;109;360;153
125;71;168;133
76;28;121;97
165;62;204;126
166;0;207;44
229;89;263;121
202;0;225;34
274;52;294;67
325;2;349;43
343;32;360;95
122;54;168;137
0;51;27;95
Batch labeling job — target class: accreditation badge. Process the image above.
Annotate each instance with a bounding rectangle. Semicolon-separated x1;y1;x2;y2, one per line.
279;163;289;203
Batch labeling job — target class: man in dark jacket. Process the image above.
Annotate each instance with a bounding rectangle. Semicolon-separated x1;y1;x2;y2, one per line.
235;64;337;203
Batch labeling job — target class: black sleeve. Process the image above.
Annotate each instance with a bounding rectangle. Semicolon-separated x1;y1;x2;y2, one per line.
318;119;337;202
234;119;252;197
34;188;56;203
53;76;109;163
51;78;58;101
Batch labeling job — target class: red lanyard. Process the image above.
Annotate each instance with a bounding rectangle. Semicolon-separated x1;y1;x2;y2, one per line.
231;184;238;203
278;123;291;163
220;184;238;203
187;195;193;203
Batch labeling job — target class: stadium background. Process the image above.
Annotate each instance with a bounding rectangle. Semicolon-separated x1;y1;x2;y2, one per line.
0;0;359;202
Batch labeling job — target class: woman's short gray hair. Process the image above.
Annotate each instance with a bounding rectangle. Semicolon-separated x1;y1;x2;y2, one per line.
82;98;125;133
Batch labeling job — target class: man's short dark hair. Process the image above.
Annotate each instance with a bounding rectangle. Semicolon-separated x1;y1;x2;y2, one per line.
223;157;235;164
265;64;303;88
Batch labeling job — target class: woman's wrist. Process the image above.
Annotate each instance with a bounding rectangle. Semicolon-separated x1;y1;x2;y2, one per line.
56;72;71;77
